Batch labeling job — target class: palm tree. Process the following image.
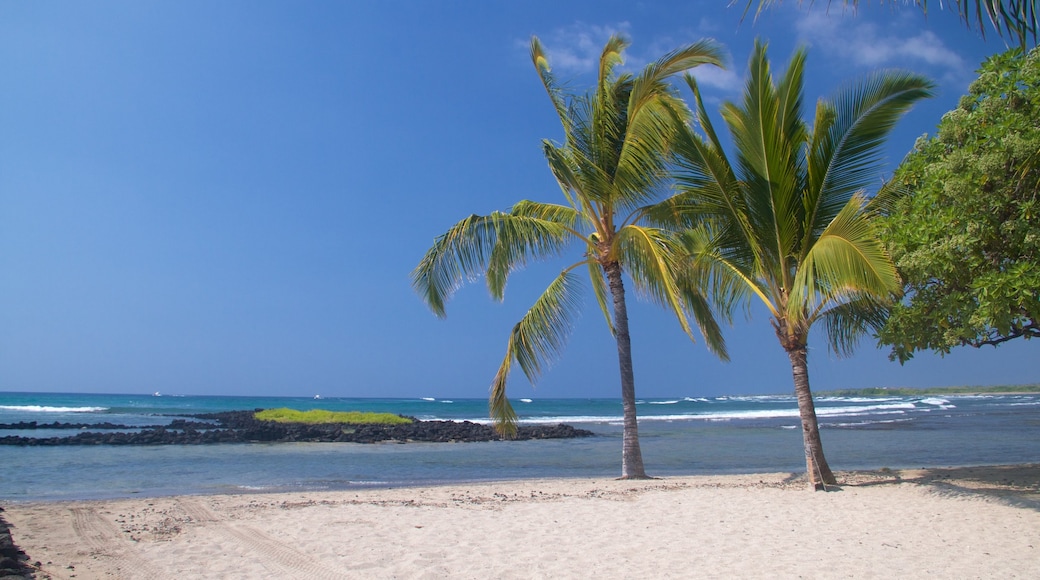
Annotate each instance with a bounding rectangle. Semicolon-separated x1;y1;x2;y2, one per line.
412;36;726;479
658;40;933;488
743;1;1039;48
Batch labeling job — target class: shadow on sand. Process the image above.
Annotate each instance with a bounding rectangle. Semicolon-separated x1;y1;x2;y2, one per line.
838;464;1040;512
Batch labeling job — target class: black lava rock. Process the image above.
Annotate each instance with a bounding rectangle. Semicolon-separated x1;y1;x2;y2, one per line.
0;411;594;446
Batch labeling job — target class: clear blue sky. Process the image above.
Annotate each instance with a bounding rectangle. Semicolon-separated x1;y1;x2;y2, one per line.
0;1;1034;399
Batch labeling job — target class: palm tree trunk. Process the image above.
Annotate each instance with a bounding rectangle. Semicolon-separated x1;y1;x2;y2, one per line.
786;345;837;489
604;260;649;479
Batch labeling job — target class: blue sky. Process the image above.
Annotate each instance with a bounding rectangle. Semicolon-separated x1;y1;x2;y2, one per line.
0;1;1034;399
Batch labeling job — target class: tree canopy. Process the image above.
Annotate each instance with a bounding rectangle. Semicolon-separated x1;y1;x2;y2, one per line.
412;36;725;478
877;47;1040;362
663;40;933;487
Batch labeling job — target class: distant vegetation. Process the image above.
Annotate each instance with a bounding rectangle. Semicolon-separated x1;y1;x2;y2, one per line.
254;408;412;425
817;385;1040;397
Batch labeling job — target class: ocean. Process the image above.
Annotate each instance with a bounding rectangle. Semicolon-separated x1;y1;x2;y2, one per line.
2;391;1038;502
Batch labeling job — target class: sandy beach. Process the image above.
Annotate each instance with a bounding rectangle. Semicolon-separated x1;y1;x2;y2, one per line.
2;465;1038;579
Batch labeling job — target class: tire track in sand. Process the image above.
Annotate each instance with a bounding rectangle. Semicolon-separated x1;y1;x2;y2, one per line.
177;498;352;580
69;506;172;580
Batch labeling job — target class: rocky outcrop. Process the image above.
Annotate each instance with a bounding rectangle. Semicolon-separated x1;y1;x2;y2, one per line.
0;411;594;446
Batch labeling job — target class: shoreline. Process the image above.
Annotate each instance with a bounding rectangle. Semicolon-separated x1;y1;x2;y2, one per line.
5;464;1039;579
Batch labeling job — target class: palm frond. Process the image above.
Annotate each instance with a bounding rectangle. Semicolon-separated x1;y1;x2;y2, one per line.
412;211;572;317
723;41;804;277
821;295;893;357
614;225;697;340
789;193;899;321
510;200;583;230
531;36;572;137
412;213;502;318
489;353;519;437
486;211;574;299
679;225;777;319
616;40;724;206
805;71;935;240
488;270;585;436
664;79;746;230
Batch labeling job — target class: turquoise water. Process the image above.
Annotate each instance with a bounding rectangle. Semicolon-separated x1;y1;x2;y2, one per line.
1;391;1038;501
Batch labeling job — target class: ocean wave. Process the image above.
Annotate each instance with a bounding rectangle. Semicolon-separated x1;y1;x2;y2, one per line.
647;400;680;405
917;397;951;406
393;401;923;425
0;405;108;413
714;395;795;403
826;418;914;428
817;397;901;403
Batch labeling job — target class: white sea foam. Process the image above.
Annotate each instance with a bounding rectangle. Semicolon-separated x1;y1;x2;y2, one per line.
436;401;920;425
827;418;913;428
648;400;680;405
817;397;901;403
519;399;533;403
918;397;951;406
420;397;435;402
683;397;710;402
0;405;108;413
439;400;454;404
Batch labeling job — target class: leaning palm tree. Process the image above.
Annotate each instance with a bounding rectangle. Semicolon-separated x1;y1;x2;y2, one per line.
744;1;1039;47
657;41;933;488
412;35;726;479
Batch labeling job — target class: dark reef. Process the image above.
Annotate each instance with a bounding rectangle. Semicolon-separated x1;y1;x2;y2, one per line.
0;410;594;446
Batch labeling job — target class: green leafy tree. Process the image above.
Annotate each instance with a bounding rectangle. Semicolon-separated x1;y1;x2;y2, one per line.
877;47;1040;362
660;41;934;487
743;1;1040;47
412;36;727;479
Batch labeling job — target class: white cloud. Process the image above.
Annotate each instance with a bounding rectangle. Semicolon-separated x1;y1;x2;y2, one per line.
794;11;967;76
688;66;742;92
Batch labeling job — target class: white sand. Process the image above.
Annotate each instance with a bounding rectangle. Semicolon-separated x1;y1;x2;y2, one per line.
5;465;1039;579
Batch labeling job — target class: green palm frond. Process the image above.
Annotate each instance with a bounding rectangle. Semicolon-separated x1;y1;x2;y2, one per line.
822;295;893;357
489;356;519;437
411;211;572;317
412;213;502;317
723;42;804;273
616;40;724;207
660;78;746;232
672;226;732;358
789;193;900;322
679;224;777;318
510;200;584;233
489;270;584;436
531;37;572;137
805;71;935;241
614;225;695;339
